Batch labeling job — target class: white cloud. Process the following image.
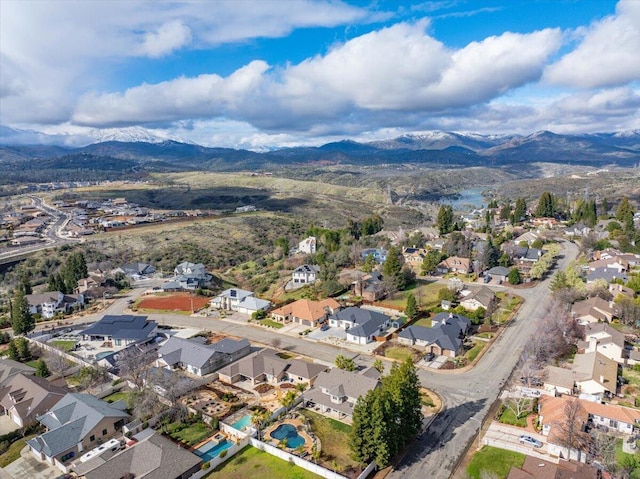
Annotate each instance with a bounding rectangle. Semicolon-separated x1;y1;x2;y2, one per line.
139;20;192;58
544;0;640;88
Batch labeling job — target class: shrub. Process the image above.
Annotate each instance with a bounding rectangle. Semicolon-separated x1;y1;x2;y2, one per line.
201;462;211;470
219;450;228;458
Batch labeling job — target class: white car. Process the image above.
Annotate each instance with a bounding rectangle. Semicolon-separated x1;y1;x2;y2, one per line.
519;435;543;448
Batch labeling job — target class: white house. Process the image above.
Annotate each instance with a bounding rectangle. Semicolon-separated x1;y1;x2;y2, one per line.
581;323;626;364
328;307;391;345
298;236;317;254
210;288;271;315
292;264;320;285
25;292;84;319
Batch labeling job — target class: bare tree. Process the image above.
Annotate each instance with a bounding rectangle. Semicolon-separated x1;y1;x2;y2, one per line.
591;431;618;476
270;337;282;350
504;394;532;422
77;365;110;393
115;346;155;390
555;398;590;461
46;353;71;378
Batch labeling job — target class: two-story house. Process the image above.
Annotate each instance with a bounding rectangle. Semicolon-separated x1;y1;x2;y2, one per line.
210;288;271;315
292;264;320;285
26;292;85;319
328;307;391;345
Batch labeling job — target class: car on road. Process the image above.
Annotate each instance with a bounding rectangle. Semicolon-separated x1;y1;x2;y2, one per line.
127;299;135;304
519;435;543;448
152;286;161;291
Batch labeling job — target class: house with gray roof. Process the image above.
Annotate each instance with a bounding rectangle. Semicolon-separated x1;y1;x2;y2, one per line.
460;286;495;311
155;336;251;376
0;358;35;385
328;307;391;345
218;348;327;387
113;262;156;278
585;267;628;284
485;266;510;283
0;373;66;428
81;315;157;348
210;288;271;315
163;261;211;291
73;432;201;479
26;291;84;319
303;367;380;421
398;313;471;357
27;393;130;472
292;264;320;285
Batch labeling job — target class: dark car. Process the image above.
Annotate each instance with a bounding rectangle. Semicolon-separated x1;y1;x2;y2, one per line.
424;352;435;362
320;323;330;331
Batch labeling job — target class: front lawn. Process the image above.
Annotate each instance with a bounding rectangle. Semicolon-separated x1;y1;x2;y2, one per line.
385;346;416;362
165;420;214;446
493;293;523;324
299;409;360;473
499;406;530;427
259;319;285;329
207;445;322;479
49;340;77;352
0;434;38;468
464;342;486;363
467;446;525;479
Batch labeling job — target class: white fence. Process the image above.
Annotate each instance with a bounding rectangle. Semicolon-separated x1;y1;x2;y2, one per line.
189;435;252;479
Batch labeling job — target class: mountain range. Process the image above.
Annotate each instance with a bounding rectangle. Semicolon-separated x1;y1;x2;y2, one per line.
1;127;639;179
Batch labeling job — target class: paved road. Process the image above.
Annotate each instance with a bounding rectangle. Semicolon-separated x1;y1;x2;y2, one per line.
388;240;579;479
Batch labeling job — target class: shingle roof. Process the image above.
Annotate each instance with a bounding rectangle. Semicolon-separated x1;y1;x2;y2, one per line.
331;307;391;338
312;368;380;401
398;313;470;353
0;373;66;424
28;393;129;457
158;336;249;369
0;358;35;385
81;315;157;341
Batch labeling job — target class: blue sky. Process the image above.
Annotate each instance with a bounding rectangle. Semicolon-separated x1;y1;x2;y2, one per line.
1;0;638;148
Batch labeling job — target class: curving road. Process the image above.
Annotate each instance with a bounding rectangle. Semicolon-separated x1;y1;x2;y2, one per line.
33;241;579;479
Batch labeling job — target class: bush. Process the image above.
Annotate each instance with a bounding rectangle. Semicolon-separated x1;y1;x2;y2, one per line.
201;462;211;470
219;450;228;458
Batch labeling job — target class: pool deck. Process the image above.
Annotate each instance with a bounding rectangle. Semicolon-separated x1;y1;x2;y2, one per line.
192;431;229;451
263;418;314;454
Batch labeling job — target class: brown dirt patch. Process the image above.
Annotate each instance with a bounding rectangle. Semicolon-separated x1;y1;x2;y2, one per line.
138;293;210;312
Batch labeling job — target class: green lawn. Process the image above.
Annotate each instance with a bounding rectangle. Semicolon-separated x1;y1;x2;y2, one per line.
165;421;214;446
259;319;285;329
499;405;530;428
50;340;77;351
207;445;323;479
383;280;443;309
102;391;130;403
464;342;486;363
0;434;38;468
385;346;416;362
25;360;39;368
299;409;359;473
467;446;525;479
616;440;640;479
492;293;523;324
414;317;432;328
623;368;640;387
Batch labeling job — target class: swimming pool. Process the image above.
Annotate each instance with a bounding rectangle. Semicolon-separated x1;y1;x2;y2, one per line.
231;414;252;430
95;351;114;360
194;438;233;462
270;423;305;448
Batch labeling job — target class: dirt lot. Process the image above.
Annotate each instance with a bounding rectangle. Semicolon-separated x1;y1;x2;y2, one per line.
137;293;211;312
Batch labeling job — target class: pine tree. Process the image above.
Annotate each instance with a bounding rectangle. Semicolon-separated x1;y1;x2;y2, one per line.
436;205;454;235
35;358;50;377
535;192;555;217
363;254;376;273
512;198;527;224
404;293;418;320
382;246;406;291
616;197;635;232
7;341;18;360
11;290;34;335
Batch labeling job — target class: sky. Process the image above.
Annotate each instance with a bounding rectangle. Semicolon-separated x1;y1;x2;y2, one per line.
1;0;639;149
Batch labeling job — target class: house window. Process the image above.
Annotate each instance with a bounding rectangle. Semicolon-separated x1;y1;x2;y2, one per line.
90;435;95;442
102;429;107;436
115;339;122;346
610;419;618;428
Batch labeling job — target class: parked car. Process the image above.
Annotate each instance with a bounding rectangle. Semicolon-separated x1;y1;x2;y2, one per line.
424;352;436;362
320;323;330;331
519;435;543;448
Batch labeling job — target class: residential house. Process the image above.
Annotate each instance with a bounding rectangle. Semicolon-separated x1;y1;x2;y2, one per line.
361;248;387;264
353;271;387;302
459;286;495;312
609;283;635;299
218;348;327;387
113;262;156;278
163;262;210;291
585;267;628;284
0;374;66;427
328;307;391;345
510;247;543;277
271;298;340;327
543;351;618;396
298;236;317;254
581;322;626;364
425;238;446;251
485;266;510;283
292;264;320;285
81;315;158;348
571;296;618;324
513;231;540;246
73;432;202;479
76;271;107;295
26;291;85;319
156;336;251;376
397;313;471;357
402;247;427;265
506;455;597;479
27;393;130;472
210;288;271;315
0;359;36;385
436;256;471;275
303;367;380;421
588;257;629;273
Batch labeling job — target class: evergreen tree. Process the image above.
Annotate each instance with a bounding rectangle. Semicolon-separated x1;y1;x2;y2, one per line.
382;246;406;291
404;293;418;320
7;341;18;360
499;203;511;221
35;358;50;377
11;290;34;335
601;198;609;217
511;198;527;224
436;205;454;235
421;250;442;275
484;237;500;269
18;275;32;295
535;191;555;217
362;254;376;273
508;268;522;285
616;197;635;232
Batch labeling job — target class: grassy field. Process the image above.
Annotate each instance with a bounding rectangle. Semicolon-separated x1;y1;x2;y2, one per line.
493;293;523;324
414;317;432;327
385;346;417;362
208;445;323;479
299;409;360;473
464;342;486;363
165;421;213;446
0;434;38;467
467;446;525;479
383;280;443;309
102;391;130;404
49;340;77;351
499;406;530;428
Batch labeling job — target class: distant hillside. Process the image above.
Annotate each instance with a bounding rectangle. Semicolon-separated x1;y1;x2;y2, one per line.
1;130;639;182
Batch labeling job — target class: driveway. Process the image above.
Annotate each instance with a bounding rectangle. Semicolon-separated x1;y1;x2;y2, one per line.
0;416;19;436
2;446;61;479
